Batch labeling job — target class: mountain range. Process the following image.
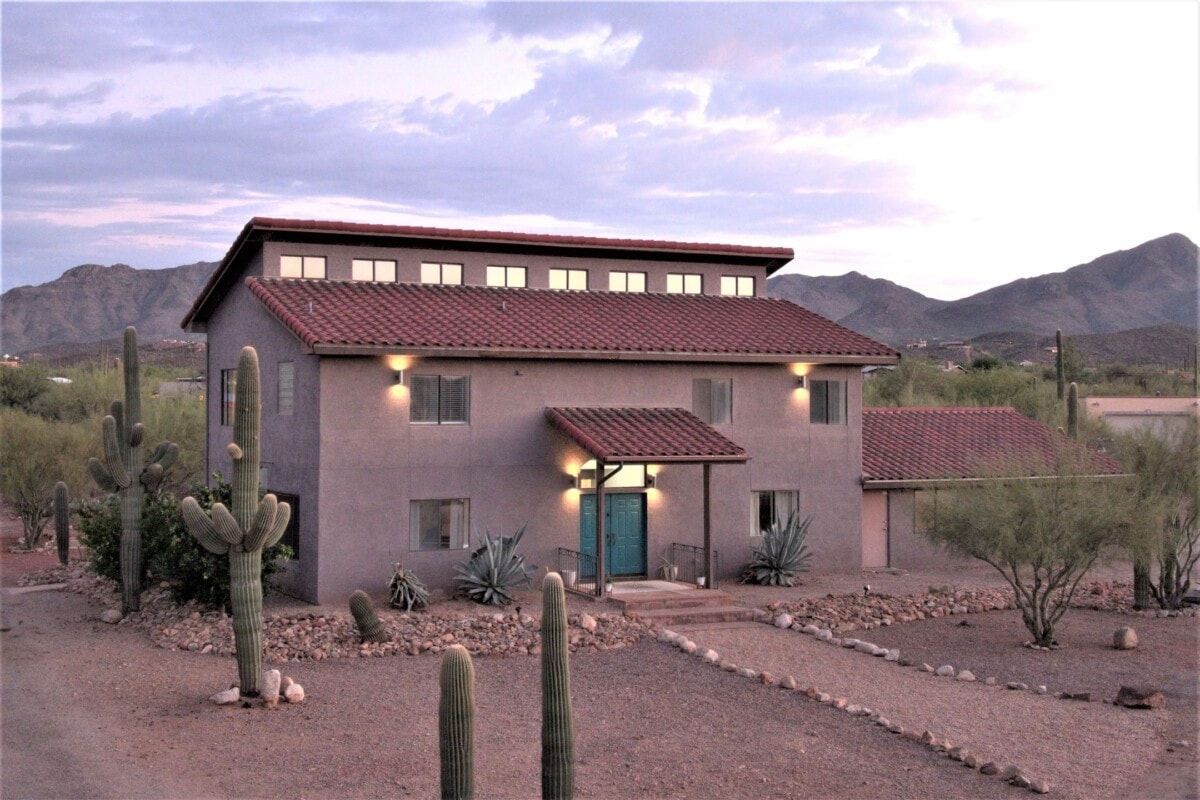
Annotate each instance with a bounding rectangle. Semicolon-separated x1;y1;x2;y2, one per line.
2;233;1196;364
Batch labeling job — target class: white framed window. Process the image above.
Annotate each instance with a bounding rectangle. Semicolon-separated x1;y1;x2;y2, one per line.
352;259;397;282
720;275;754;296
549;268;587;291
277;361;294;416
752;490;799;536
810;379;847;425
421;262;463;285
220;368;237;425
410;498;469;551
280;255;326;279
410;374;470;424
577;460;647;491
667;273;702;294
609;271;647;293
692;378;732;424
486;265;527;287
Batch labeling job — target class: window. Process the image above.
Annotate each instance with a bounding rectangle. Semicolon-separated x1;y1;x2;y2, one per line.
692;378;732;424
410;375;470;424
352;259;397;282
720;275;754;296
486;265;527;287
410;498;469;550
810;379;847;425
272;491;301;559
609;271;647;293
752;490;799;536
221;369;237;426
421;262;463;285
280;255;326;279
667;273;702;294
577;460;647;490
277;361;294;416
549;268;587;291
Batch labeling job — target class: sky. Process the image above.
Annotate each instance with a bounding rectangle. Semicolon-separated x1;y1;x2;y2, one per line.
2;2;1197;300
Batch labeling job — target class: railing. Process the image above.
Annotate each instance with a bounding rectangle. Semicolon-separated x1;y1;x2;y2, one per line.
556;548;600;596
670;543;719;589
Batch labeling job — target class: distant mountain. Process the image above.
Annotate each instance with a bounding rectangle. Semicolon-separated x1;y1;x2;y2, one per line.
1;261;216;354
767;233;1198;343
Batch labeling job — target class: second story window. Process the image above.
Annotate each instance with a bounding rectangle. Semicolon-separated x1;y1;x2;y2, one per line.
280;255;326;279
692;378;732;424
486;265;527;288
609;271;647;292
720;275;754;296
221;368;237;425
352;259;397;282
667;273;702;294
421;262;463;285
410;374;470;424
549;268;587;291
810;379;847;425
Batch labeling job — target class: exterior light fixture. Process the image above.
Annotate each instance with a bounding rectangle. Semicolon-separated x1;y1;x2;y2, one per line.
795;375;806;389
645;473;657;489
395;370;405;385
568;472;580;489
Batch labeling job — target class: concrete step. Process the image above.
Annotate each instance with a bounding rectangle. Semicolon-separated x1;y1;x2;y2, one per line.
616;588;739;613
627;604;758;626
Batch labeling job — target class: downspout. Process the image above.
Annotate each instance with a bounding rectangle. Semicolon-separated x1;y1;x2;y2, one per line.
593;462;624;598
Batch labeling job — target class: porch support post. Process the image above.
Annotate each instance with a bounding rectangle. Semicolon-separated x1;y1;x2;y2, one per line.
595;460;607;598
703;462;713;590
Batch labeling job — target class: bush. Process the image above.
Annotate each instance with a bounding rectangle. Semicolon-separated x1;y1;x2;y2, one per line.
79;475;292;611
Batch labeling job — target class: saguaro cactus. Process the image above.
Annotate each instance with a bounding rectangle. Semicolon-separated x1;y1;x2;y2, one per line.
1055;329;1066;400
182;347;290;697
53;481;69;565
439;644;475;800
87;326;179;613
1067;381;1079;439
541;572;575;800
349;590;389;643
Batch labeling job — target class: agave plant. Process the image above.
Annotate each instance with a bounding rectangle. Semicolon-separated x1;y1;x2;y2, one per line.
741;511;814;587
455;525;534;606
388;563;430;611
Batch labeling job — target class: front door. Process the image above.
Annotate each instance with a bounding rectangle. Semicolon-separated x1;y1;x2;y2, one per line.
580;493;646;577
862;490;889;569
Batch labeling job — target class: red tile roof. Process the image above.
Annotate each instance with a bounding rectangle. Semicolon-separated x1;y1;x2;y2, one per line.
245;278;899;363
546;407;748;463
182;217;794;328
862;407;1123;485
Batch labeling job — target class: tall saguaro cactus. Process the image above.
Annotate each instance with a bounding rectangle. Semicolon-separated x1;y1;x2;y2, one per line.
53;481;70;565
182;346;290;697
440;644;475;800
541;572;575;800
88;327;179;613
1055;329;1066;400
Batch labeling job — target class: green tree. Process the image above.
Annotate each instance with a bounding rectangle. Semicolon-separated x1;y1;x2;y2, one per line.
1117;420;1200;609
0;409;90;549
0;365;50;414
920;450;1136;646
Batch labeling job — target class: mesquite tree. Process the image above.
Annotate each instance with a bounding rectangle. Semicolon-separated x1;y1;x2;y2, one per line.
88;327;179;613
182;347;290;696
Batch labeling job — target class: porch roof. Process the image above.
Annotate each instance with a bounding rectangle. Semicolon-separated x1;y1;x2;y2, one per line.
546;407;749;464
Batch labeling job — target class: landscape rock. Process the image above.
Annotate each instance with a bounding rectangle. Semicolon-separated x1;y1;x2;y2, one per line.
284;681;305;703
780;675;797;690
935;664;955;677
1007;682;1028;691
884;649;900;662
1114;685;1165;709
980;761;999;776
774;613;793;629
579;613;597;633
210;686;240;705
100;609;123;624
261;669;281;708
920;663;935;673
1113;626;1138;650
1031;778;1051;794
955;670;976;682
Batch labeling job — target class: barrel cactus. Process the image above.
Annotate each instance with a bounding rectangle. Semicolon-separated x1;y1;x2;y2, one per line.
87;326;179;613
182;346;290;697
349;590;389;643
541;572;574;800
440;644;475;800
53;481;69;565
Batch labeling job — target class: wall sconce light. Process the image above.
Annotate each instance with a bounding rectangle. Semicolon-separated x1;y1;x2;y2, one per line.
395;370;406;385
568;472;580;489
795;375;806;389
645;473;657;489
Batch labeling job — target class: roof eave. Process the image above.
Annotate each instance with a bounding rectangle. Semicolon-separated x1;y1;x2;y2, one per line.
862;473;1131;489
308;342;899;364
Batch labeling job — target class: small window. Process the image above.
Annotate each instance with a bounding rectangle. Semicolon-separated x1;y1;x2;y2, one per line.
810;379;847;425
692;378;732;424
272;491;301;559
277;361;294;416
280;255;326;279
410;375;470;424
421;262;463;285
352;259;397;282
667;273;702;294
609;271;647;293
220;368;237;426
549;268;587;291
410;498;469;550
720;275;754;296
577;460;647;491
752;490;799;536
486;265;527;287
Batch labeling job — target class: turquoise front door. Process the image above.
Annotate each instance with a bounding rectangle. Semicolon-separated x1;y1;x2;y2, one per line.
580;493;646;578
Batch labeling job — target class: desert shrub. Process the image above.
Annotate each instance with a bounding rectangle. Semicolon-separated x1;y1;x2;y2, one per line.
0;408;92;549
388;564;430;611
740;511;814;586
455;525;534;606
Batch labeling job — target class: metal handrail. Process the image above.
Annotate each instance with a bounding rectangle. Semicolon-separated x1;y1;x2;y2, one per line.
555;547;600;596
670;543;719;588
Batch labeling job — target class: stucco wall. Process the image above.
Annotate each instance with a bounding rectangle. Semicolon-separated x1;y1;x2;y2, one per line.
880;489;970;570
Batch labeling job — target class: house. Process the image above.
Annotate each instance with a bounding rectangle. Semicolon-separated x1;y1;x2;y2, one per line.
1081;395;1200;437
182;217;899;603
859;407;1124;570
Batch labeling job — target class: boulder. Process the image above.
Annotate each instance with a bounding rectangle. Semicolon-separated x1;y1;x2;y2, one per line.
1113;626;1138;650
261;669;282;709
1114;686;1165;709
100;609;123;624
